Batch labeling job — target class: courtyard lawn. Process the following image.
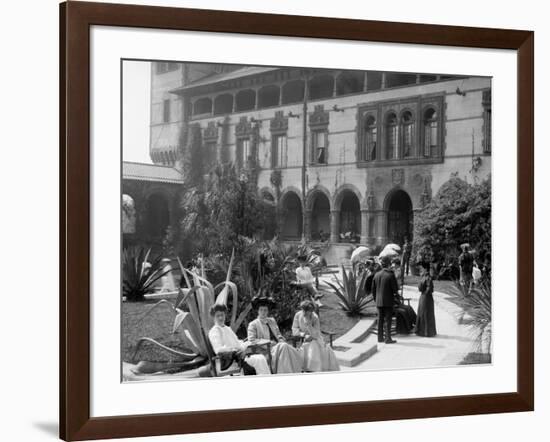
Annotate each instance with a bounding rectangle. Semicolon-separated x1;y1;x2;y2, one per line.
317;289;363;340
123;287;362;363
122;300;190;363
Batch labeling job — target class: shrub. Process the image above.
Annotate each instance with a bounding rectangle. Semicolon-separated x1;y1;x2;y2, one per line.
412;176;491;278
122;247;172;302
326;265;374;317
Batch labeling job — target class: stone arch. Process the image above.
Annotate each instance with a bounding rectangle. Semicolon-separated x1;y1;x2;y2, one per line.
332;183;364;210
306;186;331;241
279;187;303;240
305;185;332;211
333;184;363;242
383;188;414;245
145;191;171;240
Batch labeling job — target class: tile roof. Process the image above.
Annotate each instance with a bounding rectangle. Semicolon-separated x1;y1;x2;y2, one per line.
123;161;183;184
171;66;279;92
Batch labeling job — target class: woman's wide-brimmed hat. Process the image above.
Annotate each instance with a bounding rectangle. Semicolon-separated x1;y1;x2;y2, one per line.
251;294;276;310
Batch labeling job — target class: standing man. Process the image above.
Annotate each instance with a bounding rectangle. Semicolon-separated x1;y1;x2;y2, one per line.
458;243;474;292
371;255;399;344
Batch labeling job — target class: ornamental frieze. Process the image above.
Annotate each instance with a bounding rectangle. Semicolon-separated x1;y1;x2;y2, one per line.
309;104;329;127
203;121;219;141
235;116;253;137
270;110;288;133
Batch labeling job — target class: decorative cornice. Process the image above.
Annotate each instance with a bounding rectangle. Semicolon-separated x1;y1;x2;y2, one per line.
203;121;219;141
235;116;253;137
270;110;288;133
309;104;329;127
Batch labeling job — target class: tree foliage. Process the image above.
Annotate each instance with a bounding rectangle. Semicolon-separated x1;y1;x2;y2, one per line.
179;162;276;260
412;176;491;276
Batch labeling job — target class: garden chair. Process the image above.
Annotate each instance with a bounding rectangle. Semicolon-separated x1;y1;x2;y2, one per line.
288;330;335;349
205;336;273;377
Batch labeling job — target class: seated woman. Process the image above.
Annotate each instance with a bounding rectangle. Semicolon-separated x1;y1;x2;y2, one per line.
292;300;340;372
390;258;416;334
295;255;321;298
247;295;304;374
208;304;271;375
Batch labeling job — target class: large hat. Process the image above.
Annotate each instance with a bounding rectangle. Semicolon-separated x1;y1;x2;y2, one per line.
251;294;276;309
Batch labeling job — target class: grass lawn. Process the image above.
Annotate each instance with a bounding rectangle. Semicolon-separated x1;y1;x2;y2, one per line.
317;286;371;340
122;300;191;363
123;286;363;363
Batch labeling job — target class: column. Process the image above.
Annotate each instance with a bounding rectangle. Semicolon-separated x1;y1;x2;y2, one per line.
381;73;387;90
363;72;368;92
303;209;312;241
332;75;338;97
376;211;387;245
416;74;421;84
360;209;369;244
330;210;340;243
254;89;259;110
278;84;283;106
232;94;237;113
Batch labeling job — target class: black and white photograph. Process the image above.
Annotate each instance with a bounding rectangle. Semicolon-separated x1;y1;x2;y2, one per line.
121;60;492;381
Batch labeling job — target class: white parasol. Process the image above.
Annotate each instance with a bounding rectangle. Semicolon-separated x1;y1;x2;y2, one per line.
350;246;371;263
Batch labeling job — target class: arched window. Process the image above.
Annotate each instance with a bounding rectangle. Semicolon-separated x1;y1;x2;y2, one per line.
386;113;398;160
235;89;256;112
308;75;334;100
213;94;233;115
401;111;414;158
281;80;305;104
258;85;280;108
364;115;377;161
193;97;212;116
423;108;438;157
336;71;364;95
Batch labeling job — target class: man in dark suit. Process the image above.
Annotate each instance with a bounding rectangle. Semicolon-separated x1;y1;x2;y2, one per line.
371;255;399;344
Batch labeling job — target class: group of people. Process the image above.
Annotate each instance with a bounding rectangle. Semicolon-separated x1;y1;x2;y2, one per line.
361;249;437;344
207;295;340;377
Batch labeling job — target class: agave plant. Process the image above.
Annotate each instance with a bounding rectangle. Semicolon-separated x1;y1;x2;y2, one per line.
326;265;374;317
122;247;173;302
130;250;252;370
450;280;492;353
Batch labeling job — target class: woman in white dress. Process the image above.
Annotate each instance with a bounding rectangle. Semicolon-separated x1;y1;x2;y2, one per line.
208;304;271;375
292;300;340;372
247;296;303;374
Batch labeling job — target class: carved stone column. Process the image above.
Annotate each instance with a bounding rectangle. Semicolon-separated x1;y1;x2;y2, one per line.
303;209;312;241
376;211;388;246
360;209;369;244
330;210;340;243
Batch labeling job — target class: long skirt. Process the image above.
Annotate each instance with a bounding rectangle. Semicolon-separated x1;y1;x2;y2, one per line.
395;304;417;334
271;342;304;374
416;293;437;337
245;354;271;375
302;339;340;372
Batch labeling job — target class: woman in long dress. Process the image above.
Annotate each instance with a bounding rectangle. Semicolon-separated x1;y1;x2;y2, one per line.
208;304;271;375
247;296;303;374
416;262;437;337
292;300;340;372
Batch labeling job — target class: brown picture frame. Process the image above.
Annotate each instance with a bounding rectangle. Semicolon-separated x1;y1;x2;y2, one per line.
60;1;534;440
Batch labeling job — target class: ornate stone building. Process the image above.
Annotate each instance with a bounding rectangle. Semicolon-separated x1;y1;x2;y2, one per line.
148;62;491;261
